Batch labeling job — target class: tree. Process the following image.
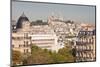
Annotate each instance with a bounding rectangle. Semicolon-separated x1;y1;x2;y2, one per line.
58;46;75;62
12;50;22;66
24;45;75;65
50;52;68;63
26;46;53;64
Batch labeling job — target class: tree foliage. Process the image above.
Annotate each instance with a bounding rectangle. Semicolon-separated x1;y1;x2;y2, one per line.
12;45;75;65
26;46;53;64
58;46;75;62
24;45;75;65
12;50;22;65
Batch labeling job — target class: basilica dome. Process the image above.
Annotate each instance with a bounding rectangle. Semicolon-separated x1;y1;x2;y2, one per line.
16;12;29;28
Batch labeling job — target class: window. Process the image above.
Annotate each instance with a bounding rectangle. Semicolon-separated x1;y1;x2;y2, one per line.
12;37;15;39
24;49;29;53
19;44;22;48
26;49;28;53
89;39;91;43
89;45;92;50
24;41;26;45
23;41;29;47
24;33;28;39
23;44;25;47
26;41;28;45
12;44;14;48
24;49;26;53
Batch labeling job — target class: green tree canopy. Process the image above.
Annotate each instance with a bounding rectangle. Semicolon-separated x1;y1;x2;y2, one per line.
23;45;75;65
12;50;22;65
58;47;75;62
26;46;53;64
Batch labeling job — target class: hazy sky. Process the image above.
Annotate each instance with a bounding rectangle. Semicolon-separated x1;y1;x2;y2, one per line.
12;1;95;24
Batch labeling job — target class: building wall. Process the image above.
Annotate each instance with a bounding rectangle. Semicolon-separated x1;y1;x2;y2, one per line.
12;32;31;53
30;34;58;52
12;20;59;53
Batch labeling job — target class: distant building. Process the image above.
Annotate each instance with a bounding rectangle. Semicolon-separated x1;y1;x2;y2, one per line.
30;25;58;52
12;13;63;53
48;15;80;48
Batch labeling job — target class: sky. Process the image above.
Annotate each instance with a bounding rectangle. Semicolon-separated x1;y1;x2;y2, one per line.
12;1;96;24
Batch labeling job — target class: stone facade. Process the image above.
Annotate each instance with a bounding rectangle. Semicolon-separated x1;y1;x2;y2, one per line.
76;25;96;62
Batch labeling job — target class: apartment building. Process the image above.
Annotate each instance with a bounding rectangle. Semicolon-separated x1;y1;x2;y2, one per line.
12;13;61;53
76;24;96;62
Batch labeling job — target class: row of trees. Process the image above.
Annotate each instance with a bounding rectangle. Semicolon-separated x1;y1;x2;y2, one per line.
12;45;76;66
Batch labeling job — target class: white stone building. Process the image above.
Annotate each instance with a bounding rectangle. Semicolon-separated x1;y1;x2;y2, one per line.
12;13;64;53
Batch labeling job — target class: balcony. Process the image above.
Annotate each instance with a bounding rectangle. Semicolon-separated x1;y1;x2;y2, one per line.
76;41;93;45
